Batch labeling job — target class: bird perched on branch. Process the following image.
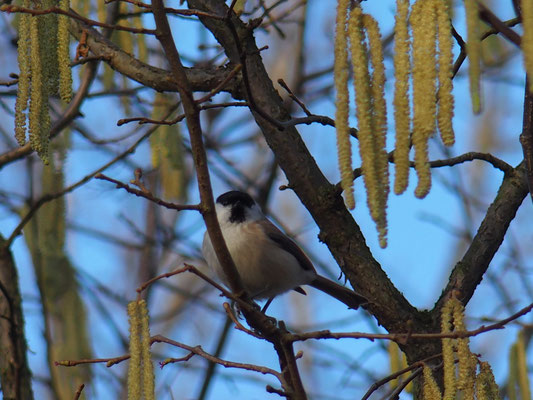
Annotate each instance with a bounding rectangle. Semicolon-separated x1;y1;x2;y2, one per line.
202;190;367;311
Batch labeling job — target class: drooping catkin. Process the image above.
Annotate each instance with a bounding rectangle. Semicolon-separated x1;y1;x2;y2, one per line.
422;364;443;400
476;362;499;400
57;0;72;103
465;0;482;113
28;15;49;163
349;9;378;213
451;299;476;396
334;0;355;209
515;330;532;400
39;0;59;96
440;299;457;400
134;15;148;62
388;342;401;389
14;0;31;146
97;0;107;23
392;0;411;195
127;301;142;400
139;300;155;400
509;340;519;400
436;0;455;146
349;7;375;213
363;13;389;248
411;0;437;198
522;0;533;93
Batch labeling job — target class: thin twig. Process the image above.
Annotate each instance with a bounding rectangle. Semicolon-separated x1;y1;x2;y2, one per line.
95;173;201;212
477;2;521;47
290;302;533;343
1;5;156;34
105;0;226;20
117;101;248;126
277;79;311;116
361;353;442;400
153;334;283;379
388;367;422;400
73;383;85;400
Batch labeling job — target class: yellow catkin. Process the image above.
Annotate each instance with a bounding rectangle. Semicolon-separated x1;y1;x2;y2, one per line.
451;299;476;398
97;0;106;23
39;96;52;164
465;0;482;113
463;354;477;400
422;364;443;400
348;7;379;224
334;0;355;209
523;0;533;92
118;2;134;56
139;300;155;400
363;13;389;248
435;0;455;146
515;331;532;400
150;93;168;168
411;0;437;198
476;362;499;400
14;0;31;146
233;0;246;15
388;341;401;389
57;0;72;103
134;15;148;63
440;299;457;400
127;301;142;400
39;0;59;96
29;15;45;158
392;0;411;195
509;343;519;400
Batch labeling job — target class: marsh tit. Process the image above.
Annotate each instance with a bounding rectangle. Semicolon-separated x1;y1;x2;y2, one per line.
202;190;367;310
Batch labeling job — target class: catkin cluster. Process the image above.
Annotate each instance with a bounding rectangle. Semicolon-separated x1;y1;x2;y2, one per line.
333;0;458;247
14;0;72;164
127;299;155;400
394;0;455;198
334;2;389;247
422;297;500;400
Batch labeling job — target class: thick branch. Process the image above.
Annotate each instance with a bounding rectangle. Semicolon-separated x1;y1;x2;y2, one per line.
68;16;243;97
151;0;244;298
520;78;533;202
0;235;33;400
435;164;529;309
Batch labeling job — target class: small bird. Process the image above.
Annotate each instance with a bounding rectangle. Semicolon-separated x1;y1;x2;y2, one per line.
202;190;367;310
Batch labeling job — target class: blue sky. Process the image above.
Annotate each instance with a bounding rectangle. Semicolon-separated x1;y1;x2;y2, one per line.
0;0;532;398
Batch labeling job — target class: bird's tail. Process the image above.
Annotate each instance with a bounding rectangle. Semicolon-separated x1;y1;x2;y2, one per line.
310;275;367;309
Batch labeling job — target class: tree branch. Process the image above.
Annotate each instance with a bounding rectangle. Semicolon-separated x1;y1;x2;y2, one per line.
520;78;533;202
67;16;243;97
0;235;34;400
435;163;529;309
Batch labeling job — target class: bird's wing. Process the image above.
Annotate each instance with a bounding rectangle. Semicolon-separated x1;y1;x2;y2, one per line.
257;219;316;272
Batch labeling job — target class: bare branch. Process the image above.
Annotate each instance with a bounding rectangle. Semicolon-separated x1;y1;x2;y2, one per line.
1;5;156;34
95;173;201;212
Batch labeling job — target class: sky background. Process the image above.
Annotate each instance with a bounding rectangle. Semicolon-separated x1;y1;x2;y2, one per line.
0;0;532;399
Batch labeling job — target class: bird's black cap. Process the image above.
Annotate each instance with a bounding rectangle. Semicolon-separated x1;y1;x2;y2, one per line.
216;191;255;208
216;191;256;223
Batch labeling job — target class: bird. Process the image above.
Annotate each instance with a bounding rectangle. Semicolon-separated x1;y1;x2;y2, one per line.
202;190;367;311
